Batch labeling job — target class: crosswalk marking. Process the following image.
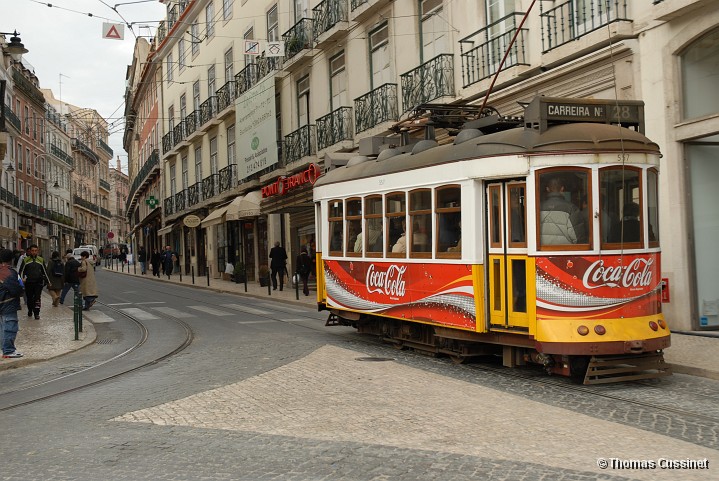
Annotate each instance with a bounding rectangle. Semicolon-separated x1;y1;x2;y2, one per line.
152;307;194;318
106;302;132;306
256;302;299;314
221;303;270;315
135;301;167;305
120;308;159;320
236;320;274;325
83;311;115;323
187;305;233;316
278;318;308;323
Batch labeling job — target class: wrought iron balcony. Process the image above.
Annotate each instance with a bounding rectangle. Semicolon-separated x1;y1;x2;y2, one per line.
46;109;67;131
50;143;74;166
0;187;18;208
316;107;353;151
540;0;628;52
187;182;201;207
164;196;174;216
173;120;186;145
157;21;167;44
4;105;20;132
218;164;236;193
235;56;283;98
217;81;236;112
97;137;114;157
284;125;316;164
12;69;45;106
354;83;399;134
202;173;220;200
71;138;100;164
162;131;174;154
313;0;348;42
400;54;455;112
174;190;186;212
200;96;218;125
73;194;100;213
126;149;159;213
282;18;313;60
184;110;200;137
100;207;111;218
460;13;529;88
167;4;179;31
99;179;111;191
351;0;368;10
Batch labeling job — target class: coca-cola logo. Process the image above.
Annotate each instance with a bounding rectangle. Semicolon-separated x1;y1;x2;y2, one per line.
366;264;407;298
582;258;654;289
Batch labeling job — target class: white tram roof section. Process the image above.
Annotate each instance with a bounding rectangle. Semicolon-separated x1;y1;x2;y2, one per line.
313;123;660;194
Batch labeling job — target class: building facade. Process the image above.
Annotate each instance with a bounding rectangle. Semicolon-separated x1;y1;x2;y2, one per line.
109;157;130;245
126;0;717;331
0;34;20;250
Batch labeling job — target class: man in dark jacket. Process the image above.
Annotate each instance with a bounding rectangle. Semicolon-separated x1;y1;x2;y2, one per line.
60;250;81;305
18;244;49;320
138;246;148;275
295;248;313;296
0;248;25;358
269;241;288;291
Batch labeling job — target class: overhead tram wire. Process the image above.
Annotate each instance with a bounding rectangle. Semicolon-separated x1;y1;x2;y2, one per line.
26;0;119;22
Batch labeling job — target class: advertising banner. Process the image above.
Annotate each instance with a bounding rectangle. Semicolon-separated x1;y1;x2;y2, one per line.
324;260;476;329
236;75;278;179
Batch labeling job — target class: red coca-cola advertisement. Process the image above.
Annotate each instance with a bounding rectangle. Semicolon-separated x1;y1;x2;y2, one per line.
535;254;661;319
324;260;476;329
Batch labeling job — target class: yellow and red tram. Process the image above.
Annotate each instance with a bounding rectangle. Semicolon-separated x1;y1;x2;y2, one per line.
312;97;670;383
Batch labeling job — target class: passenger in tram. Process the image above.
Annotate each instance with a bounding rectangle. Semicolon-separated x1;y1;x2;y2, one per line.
411;220;430;252
391;220;407;253
609;202;641;243
539;177;587;245
446;221;462;253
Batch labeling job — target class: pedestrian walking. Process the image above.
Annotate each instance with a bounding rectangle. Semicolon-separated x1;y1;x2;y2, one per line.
18;244;50;320
151;248;162;277
295;247;313;296
60;250;81;305
0;248;25;359
269;241;288;291
161;245;177;279
78;251;99;310
46;251;65;307
138;246;148;275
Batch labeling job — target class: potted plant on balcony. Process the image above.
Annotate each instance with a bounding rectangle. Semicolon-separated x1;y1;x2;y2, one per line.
233;262;246;283
258;266;271;287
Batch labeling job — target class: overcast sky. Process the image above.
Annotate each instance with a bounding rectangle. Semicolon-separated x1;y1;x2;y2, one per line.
9;0;167;173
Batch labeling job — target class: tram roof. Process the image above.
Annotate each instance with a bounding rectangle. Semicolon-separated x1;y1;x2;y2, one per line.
314;123;660;188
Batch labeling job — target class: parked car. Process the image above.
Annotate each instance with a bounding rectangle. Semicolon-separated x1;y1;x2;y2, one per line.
75;245;101;266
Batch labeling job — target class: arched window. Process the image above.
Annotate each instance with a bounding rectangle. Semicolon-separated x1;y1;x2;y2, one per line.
681;28;719;120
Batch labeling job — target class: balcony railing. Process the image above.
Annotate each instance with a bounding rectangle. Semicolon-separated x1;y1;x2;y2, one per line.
354;83;399;134
12;69;45;106
0;187;18;208
460;13;529;88
202;173;220;199
167;4;179;31
217;81;236;112
235;56;283;98
540;0;628;52
313;0;348;42
173;121;186;145
97;137;114;157
100;179;111;191
187;182;201;207
316;107;353;151
282;18;313;60
218;164;236;193
100;207;111;218
162;131;174;154
184;110;201;137
126;149;159;213
71;138;100;164
400;54;455;112
284;125;316;164
46;109;67;131
73;194;99;213
351;0;368;11
175;190;186;212
164;196;174;216
50;143;74;166
4;105;20;131
200;96;218;125
157;21;167;44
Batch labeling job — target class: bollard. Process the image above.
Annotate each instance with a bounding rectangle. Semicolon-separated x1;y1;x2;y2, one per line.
191;265;195;284
268;275;271;296
179;266;182;282
244;271;248;293
73;289;83;338
206;266;210;286
133;259;136;274
295;272;300;300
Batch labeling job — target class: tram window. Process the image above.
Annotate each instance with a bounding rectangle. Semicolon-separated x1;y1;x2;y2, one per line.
329;200;343;255
508;184;526;247
537;170;590;248
488;185;502;248
386;192;407;257
346;198;362;256
365;195;384;257
600;167;643;248
437;185;462;257
647;169;659;247
409;189;432;257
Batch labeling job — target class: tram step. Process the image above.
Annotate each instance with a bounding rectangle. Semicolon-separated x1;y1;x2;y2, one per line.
584;352;672;385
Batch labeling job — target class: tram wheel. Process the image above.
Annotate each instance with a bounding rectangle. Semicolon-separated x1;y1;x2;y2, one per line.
449;354;467;365
569;356;590;384
391;341;405;350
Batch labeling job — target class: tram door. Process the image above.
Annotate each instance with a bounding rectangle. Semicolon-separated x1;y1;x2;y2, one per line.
486;181;530;330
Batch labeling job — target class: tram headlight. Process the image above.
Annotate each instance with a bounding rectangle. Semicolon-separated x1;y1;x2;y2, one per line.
594;325;606;335
649;321;659;331
657;319;667;329
577;325;589;336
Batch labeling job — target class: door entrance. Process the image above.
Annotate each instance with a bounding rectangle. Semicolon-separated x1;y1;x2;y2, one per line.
487;180;530;330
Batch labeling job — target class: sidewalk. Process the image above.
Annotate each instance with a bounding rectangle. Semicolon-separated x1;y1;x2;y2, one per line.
2;263;719;382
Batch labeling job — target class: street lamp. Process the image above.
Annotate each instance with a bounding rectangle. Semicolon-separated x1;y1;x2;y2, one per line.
1;31;28;62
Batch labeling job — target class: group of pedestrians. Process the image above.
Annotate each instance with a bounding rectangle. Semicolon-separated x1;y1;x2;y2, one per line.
144;245;178;279
269;241;313;296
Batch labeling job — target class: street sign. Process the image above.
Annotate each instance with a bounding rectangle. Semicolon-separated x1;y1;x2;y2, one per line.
107;232;114;239
184;215;201;228
146;196;159;208
102;22;125;40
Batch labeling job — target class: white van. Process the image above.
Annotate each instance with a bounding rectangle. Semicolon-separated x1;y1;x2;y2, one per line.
74;246;100;267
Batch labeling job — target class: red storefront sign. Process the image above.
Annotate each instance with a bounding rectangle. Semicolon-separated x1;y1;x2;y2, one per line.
262;163;322;198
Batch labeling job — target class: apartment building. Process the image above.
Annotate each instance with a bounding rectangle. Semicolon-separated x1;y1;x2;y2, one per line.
109;157;130;245
0;34;20;250
130;0;717;330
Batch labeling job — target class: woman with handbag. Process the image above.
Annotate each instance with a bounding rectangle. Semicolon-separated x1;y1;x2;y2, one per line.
77;251;99;310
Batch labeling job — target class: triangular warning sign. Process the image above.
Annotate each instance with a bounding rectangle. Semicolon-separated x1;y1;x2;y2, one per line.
106;25;121;39
102;22;125;40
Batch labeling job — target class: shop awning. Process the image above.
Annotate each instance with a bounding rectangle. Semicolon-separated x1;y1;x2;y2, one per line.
226;191;261;221
19;230;32;239
157;224;175;236
201;204;230;227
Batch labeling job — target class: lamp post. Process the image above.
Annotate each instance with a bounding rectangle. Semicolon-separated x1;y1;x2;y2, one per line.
1;30;28;172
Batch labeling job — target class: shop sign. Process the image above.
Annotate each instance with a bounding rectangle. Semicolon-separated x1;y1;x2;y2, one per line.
236;76;278;179
262;163;322;198
184;214;202;228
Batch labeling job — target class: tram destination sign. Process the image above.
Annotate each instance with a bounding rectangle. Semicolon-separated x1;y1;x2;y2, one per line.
525;97;645;133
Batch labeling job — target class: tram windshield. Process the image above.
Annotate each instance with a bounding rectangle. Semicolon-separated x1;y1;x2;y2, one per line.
537;169;590;249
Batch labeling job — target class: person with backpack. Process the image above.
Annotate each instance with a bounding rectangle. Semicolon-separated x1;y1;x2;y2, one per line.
0;248;25;358
18;244;50;320
46;251;64;307
60;250;81;305
295;247;313;296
